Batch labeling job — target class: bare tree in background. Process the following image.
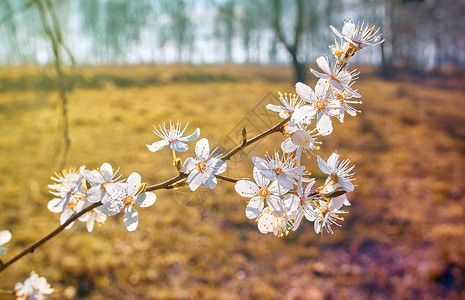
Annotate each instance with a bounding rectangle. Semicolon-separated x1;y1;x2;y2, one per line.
272;0;306;83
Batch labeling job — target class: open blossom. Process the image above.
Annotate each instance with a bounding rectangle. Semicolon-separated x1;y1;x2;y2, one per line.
83;163;119;204
15;271;54;300
146;121;200;153
330;19;384;49
48;167;86;211
48;168;86;230
284;177;321;230
180;138;227;191
332;88;362;123
104;172;157;231
313;196;347;235
292;81;341;136
235;167;287;219
281;122;320;163
256;195;298;237
0;230;12;255
318;152;355;193
310;56;360;97
266;92;304;118
252;152;305;190
76;198;107;232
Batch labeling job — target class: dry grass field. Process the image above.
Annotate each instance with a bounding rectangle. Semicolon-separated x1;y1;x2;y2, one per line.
0;65;464;299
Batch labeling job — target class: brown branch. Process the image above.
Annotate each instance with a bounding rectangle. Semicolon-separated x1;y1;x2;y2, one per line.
0;202;101;273
216;175;239;184
146;173;188;192
221;116;290;161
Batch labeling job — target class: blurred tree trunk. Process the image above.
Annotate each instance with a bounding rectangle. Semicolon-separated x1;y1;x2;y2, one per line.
272;0;306;83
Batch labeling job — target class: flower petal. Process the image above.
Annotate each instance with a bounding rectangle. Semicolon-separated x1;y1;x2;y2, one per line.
100;163;114;181
126;173;141;196
203;175;218;189
295;82;315;102
135;192;157;207
47;198;64;213
179;128;200;142
245;197;263;219
187;169;203;191
195;138;210;160
317;156;332;175
235;180;259;197
123;206;139;232
292;105;316;124
208;158;227;175
316;113;333;136
281;138;298;153
266;104;286;113
0;230;12;246
170;141;189;152
146;140;170;152
180;157;197;173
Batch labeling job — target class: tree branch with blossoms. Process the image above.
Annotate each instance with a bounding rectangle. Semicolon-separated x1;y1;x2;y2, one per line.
0;19;383;299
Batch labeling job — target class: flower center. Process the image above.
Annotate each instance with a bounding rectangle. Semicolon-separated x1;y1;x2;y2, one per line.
66;201;76;210
291;130;311;147
314;100;326;111
259;187;270;199
123;196;134;206
196;161;207;172
329;173;339;183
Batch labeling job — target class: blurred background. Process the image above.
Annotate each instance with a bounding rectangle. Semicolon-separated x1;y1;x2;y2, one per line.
0;0;464;299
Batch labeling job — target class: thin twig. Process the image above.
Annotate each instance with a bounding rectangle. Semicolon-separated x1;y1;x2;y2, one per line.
221;116;290;161
216;174;239;184
0;202;101;273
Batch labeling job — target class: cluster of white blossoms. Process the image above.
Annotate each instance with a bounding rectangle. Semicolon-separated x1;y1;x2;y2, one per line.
47;163;156;232
0;20;383;298
235;19;383;236
14;271;54;300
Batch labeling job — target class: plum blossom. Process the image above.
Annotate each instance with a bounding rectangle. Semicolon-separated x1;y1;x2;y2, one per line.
235;167;288;219
83;163;119;204
310;56;361;97
48;167;85;211
330;19;384;49
15;271;54;300
332;88;362;123
180;138;227;191
292;81;341;136
284;177;320;230
252;152;305;190
318;152;355;193
313;196;347;235
0;230;12;255
146;121;200;153
266;92;304;119
281;122;320;163
256;195;298;237
104;172;156;231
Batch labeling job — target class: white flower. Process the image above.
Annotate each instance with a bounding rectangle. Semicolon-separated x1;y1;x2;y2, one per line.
330;20;384;49
15;271;54;300
76;198;107;232
332;88;362;123
310;56;361;97
317;152;355;195
313;196;347;235
281;122;320;163
83;163;120;204
292;81;341;136
0;230;12;255
180;138;227;191
48;167;86;211
256;195;297;237
284;177;320;230
146;121;200;153
329;38;350;62
235;167;287;219
266;92;304;119
252;152;305;190
104;172;157;231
